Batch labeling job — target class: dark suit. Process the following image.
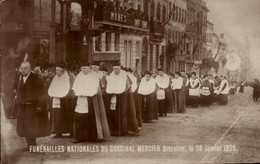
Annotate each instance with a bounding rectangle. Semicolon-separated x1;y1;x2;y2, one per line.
14;73;49;147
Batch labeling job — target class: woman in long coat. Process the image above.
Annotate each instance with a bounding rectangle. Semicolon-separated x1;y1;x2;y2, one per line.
253;79;260;102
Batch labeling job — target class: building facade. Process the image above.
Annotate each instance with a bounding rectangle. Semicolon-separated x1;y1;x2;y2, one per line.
1;0;220;76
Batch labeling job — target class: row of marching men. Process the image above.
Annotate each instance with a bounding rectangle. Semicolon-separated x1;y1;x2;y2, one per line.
13;61;230;149
47;62;231;143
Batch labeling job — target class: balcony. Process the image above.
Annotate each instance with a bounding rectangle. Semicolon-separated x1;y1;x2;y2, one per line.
94;1;149;32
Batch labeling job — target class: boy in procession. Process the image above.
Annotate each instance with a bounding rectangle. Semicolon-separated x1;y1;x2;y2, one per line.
138;71;158;122
200;75;213;107
171;72;186;113
188;72;201;108
155;68;173;116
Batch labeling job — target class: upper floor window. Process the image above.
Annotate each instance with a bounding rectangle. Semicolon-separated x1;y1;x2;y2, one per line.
150;1;155;18
143;0;149;16
179;8;181;22
162;5;166;22
172;5;175;20
157;3;161;21
175;6;178;21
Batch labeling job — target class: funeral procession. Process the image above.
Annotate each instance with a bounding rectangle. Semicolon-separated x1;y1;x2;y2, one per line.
1;0;260;163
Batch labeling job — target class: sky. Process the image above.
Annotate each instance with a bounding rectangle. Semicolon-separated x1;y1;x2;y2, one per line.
205;0;260;73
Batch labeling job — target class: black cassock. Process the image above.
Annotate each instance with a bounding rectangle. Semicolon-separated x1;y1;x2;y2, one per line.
14;73;50;138
74;97;97;142
140;91;158;122
106;87;139;135
49;78;76;136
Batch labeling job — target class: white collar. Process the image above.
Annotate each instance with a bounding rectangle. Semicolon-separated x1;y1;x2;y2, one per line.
73;71;100;97
48;71;70;98
22;72;31;83
106;70;127;94
155;73;170;89
138;77;156;95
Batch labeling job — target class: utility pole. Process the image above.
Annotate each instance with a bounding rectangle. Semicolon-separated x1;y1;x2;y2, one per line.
87;9;93;64
60;0;68;62
49;0;56;63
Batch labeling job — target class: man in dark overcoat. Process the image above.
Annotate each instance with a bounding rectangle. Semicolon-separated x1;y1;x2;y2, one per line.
14;61;49;150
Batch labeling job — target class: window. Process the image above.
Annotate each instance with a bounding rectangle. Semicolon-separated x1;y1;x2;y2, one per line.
172;5;175;20
156;45;159;69
125;41;128;66
144;0;149;16
175;6;178;21
136;41;140;57
161;46;165;67
128;41;132;67
150;45;153;70
115;33;120;51
168;29;171;38
95;35;102;51
157;3;161;21
105;32;111;51
138;4;141;11
184;10;186;23
182;9;184;23
175;31;177;43
169;2;172;15
179;8;181;22
150;1;155;18
177;31;179;43
34;0;52;28
172;30;175;42
162;5;166;22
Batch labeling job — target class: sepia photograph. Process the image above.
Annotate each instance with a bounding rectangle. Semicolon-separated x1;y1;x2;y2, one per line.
0;0;260;163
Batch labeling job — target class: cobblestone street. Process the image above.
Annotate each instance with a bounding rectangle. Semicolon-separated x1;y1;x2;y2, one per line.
2;87;260;164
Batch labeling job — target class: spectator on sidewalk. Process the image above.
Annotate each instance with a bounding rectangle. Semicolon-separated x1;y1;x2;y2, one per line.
217;76;230;105
252;79;260;102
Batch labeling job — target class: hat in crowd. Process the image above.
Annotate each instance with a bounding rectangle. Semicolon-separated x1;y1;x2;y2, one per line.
55;62;66;69
191;71;196;75
126;68;133;72
92;61;100;67
81;61;91;67
175;71;181;76
158;68;163;72
169;72;175;77
144;70;152;76
113;62;121;69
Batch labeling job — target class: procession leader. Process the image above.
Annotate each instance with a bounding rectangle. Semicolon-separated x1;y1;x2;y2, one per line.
14;61;49;150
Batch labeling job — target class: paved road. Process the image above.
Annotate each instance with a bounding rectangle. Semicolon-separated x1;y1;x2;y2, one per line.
1;87;260;164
